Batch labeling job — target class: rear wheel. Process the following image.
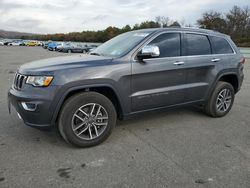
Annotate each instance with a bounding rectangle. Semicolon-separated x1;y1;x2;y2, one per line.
58;92;117;147
204;81;235;117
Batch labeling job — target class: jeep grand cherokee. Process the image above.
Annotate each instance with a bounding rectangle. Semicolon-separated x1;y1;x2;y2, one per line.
8;28;244;147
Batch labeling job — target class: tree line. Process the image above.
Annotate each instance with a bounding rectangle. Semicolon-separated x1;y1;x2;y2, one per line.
21;20;181;43
197;6;250;47
21;5;250;47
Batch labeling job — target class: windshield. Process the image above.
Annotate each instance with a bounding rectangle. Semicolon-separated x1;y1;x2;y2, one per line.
91;31;152;58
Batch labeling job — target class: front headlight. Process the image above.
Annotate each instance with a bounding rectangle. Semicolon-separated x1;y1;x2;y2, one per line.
26;76;53;87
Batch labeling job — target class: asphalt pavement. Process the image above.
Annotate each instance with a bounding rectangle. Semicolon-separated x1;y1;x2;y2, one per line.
0;46;250;188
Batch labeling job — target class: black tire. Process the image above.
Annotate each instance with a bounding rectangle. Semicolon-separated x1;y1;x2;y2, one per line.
58;92;117;147
204;81;235;117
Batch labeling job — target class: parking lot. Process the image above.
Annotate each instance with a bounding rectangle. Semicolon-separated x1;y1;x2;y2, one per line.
0;46;250;188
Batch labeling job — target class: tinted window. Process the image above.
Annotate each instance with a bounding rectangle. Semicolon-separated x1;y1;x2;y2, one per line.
185;34;211;55
148;33;181;57
210;36;234;54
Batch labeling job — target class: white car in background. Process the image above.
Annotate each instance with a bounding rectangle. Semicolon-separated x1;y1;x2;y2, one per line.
8;41;22;46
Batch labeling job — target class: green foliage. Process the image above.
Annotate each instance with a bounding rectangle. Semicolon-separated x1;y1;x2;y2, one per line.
21;20;161;42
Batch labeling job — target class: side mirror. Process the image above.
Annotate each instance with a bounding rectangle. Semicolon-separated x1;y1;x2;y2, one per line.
137;45;160;60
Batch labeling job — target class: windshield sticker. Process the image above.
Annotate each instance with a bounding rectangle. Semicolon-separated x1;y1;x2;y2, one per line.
133;33;149;37
110;50;121;56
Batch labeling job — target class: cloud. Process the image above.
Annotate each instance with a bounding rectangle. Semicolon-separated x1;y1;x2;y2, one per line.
0;0;249;33
0;17;43;33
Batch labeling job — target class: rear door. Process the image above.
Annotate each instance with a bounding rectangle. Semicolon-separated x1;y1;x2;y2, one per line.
131;32;188;112
209;35;236;70
182;33;216;102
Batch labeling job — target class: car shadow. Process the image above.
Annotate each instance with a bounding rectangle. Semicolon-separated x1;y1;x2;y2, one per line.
9;106;207;148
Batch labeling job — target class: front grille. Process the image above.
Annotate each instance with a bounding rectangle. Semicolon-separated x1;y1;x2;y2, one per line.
13;73;26;90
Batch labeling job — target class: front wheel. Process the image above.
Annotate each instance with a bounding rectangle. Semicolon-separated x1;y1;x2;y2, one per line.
58;92;117;147
204;81;235;117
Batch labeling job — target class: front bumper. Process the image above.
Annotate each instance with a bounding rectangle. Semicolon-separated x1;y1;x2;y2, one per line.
8;86;59;128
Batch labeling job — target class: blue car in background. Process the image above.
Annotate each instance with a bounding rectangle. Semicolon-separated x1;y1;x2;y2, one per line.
47;42;59;51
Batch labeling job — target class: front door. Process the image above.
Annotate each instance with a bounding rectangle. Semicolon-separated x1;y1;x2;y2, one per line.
131;32;188;112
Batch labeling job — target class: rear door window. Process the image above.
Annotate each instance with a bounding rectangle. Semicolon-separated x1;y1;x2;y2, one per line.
185;34;211;56
210;36;234;54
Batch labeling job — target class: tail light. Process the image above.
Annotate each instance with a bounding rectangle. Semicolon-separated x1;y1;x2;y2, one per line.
240;57;245;64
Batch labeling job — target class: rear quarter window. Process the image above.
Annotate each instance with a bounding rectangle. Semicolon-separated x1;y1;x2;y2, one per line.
210;36;234;54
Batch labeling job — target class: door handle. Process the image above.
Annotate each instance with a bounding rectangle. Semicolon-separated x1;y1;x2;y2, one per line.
211;58;220;62
173;61;185;65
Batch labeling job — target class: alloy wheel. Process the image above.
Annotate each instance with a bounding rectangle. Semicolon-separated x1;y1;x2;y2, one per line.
216;89;232;113
71;103;108;140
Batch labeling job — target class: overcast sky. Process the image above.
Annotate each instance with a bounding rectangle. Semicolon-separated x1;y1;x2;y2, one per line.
0;0;248;34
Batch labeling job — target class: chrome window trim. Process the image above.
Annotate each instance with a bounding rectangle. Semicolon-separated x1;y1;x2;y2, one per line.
132;31;236;62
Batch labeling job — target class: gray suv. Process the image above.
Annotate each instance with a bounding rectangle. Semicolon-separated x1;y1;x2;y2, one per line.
8;28;245;147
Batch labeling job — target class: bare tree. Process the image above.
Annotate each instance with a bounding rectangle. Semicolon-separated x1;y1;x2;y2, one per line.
170;21;181;27
155;16;170;27
197;11;226;32
226;6;250;39
197;6;250;46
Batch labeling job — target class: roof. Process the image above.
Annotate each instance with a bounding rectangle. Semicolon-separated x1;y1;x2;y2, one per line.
136;27;227;37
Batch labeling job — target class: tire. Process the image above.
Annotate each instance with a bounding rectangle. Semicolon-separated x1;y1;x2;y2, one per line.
204;81;235;117
58;92;117;147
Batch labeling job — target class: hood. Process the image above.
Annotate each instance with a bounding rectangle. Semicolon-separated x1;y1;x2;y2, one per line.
19;54;113;74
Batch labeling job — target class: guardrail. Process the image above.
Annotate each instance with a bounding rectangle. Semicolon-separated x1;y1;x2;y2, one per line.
240;48;250;58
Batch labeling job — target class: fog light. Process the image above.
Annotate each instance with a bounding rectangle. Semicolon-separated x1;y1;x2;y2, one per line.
21;102;37;111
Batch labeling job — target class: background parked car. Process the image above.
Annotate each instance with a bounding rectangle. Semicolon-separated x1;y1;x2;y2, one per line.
47;42;59;51
19;41;26;46
56;42;72;52
58;43;94;53
42;41;51;49
8;40;22;46
25;41;39;46
3;40;12;45
57;43;84;53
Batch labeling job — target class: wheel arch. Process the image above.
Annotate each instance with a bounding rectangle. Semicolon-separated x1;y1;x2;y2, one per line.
51;84;124;125
205;71;239;102
218;74;239;93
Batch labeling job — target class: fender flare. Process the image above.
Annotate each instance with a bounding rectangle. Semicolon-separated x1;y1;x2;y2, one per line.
205;69;239;101
51;84;124;125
